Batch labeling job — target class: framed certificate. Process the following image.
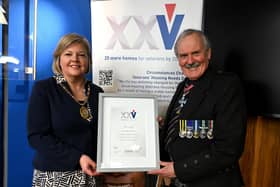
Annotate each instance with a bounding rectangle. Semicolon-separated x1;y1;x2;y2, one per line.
96;93;160;172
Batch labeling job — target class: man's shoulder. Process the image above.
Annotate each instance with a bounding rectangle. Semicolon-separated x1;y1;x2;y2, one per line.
213;70;240;82
209;70;244;93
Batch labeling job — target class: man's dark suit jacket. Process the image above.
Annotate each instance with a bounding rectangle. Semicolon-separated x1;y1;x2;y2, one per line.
160;66;247;187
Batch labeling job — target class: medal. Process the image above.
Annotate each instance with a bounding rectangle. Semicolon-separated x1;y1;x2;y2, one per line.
186;120;193;139
199;120;208;139
80;106;90;120
207;120;214;139
207;129;213;139
193;120;199;139
179;120;187;138
186;129;193;139
200;130;206;139
178;97;187;107
177;83;194;108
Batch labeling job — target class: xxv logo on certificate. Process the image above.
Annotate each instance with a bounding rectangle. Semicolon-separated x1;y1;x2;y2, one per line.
121;109;137;120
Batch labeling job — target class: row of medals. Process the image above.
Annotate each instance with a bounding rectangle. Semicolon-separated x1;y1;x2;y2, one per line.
179;120;214;139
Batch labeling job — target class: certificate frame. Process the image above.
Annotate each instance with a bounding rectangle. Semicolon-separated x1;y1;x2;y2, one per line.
96;93;160;172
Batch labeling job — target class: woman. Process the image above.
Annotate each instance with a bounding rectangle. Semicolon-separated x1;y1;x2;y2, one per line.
27;33;103;186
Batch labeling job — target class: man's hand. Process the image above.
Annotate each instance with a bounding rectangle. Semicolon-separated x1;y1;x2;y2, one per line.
147;161;176;178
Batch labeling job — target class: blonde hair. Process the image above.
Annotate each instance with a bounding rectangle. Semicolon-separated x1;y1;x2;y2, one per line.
52;33;92;75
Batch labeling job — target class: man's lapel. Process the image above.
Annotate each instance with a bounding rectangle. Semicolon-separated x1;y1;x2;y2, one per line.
170;69;213;141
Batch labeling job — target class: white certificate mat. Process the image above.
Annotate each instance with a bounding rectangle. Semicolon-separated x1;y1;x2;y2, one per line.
97;93;160;172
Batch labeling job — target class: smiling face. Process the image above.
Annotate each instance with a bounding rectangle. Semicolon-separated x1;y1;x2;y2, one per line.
52;33;92;78
176;33;211;80
59;42;89;80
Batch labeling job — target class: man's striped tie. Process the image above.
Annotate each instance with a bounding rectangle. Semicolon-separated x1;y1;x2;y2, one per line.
164;83;194;151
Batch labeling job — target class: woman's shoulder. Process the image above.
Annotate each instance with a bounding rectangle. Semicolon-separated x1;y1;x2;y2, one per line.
34;77;55;85
32;77;57;91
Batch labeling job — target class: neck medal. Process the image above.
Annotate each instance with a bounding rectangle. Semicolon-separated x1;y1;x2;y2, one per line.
80;105;90;120
199;120;208;139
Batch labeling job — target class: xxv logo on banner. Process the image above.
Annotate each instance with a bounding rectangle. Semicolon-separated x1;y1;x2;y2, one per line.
105;4;184;50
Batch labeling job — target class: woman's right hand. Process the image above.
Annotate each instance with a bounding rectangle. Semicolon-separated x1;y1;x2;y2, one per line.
79;154;100;176
157;116;164;128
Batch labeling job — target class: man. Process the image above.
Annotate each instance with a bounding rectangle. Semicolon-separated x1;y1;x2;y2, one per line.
148;29;247;187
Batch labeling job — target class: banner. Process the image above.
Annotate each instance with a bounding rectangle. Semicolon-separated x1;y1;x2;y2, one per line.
91;0;204;115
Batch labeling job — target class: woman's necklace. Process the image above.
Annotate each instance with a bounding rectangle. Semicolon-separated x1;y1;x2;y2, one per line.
59;82;93;122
